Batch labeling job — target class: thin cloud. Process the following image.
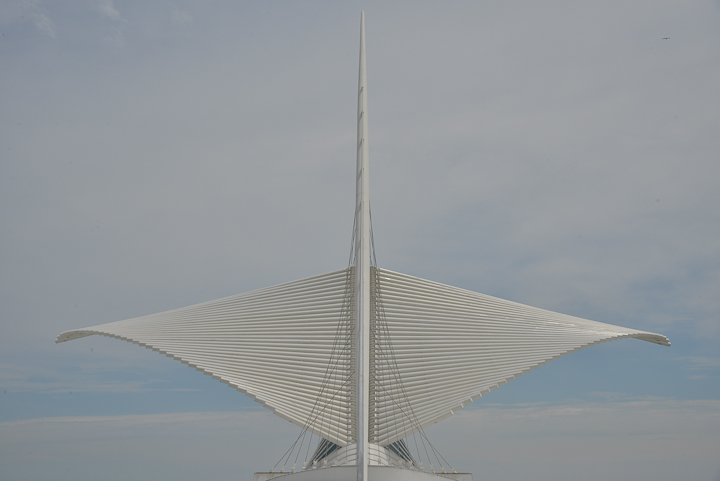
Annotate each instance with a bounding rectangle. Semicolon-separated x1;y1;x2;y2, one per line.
94;0;121;21
0;0;56;37
102;25;124;47
171;10;193;26
427;398;720;480
676;356;720;369
2;400;718;481
0;362;200;394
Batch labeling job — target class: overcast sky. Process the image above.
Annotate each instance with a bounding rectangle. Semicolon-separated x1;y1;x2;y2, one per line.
1;1;719;480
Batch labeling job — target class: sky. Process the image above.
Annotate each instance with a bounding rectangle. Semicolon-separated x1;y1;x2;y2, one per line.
1;1;719;480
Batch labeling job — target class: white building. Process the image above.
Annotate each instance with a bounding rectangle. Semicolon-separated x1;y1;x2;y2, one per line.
57;12;669;481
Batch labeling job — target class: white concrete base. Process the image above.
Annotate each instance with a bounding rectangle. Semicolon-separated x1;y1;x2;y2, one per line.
254;466;472;481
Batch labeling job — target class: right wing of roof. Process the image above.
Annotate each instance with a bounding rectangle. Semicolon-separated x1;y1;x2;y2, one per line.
56;268;356;446
372;268;670;446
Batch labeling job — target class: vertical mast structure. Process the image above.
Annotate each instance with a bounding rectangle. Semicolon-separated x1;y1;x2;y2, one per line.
354;11;371;481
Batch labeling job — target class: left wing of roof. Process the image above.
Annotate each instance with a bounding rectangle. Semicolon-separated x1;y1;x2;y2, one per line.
56;268;356;446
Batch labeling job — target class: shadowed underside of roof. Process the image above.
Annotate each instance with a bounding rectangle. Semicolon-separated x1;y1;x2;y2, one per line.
57;267;669;447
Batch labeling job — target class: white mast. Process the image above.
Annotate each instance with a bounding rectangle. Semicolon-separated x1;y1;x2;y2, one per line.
354;11;371;481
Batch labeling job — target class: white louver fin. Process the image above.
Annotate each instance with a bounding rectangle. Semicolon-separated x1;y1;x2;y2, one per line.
56;268;356;446
370;267;670;446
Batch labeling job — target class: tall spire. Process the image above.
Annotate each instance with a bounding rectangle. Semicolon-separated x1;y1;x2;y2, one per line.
354;10;371;481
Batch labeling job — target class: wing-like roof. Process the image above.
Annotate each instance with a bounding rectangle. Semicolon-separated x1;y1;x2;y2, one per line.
371;268;669;446
57;267;669;448
57;268;356;446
